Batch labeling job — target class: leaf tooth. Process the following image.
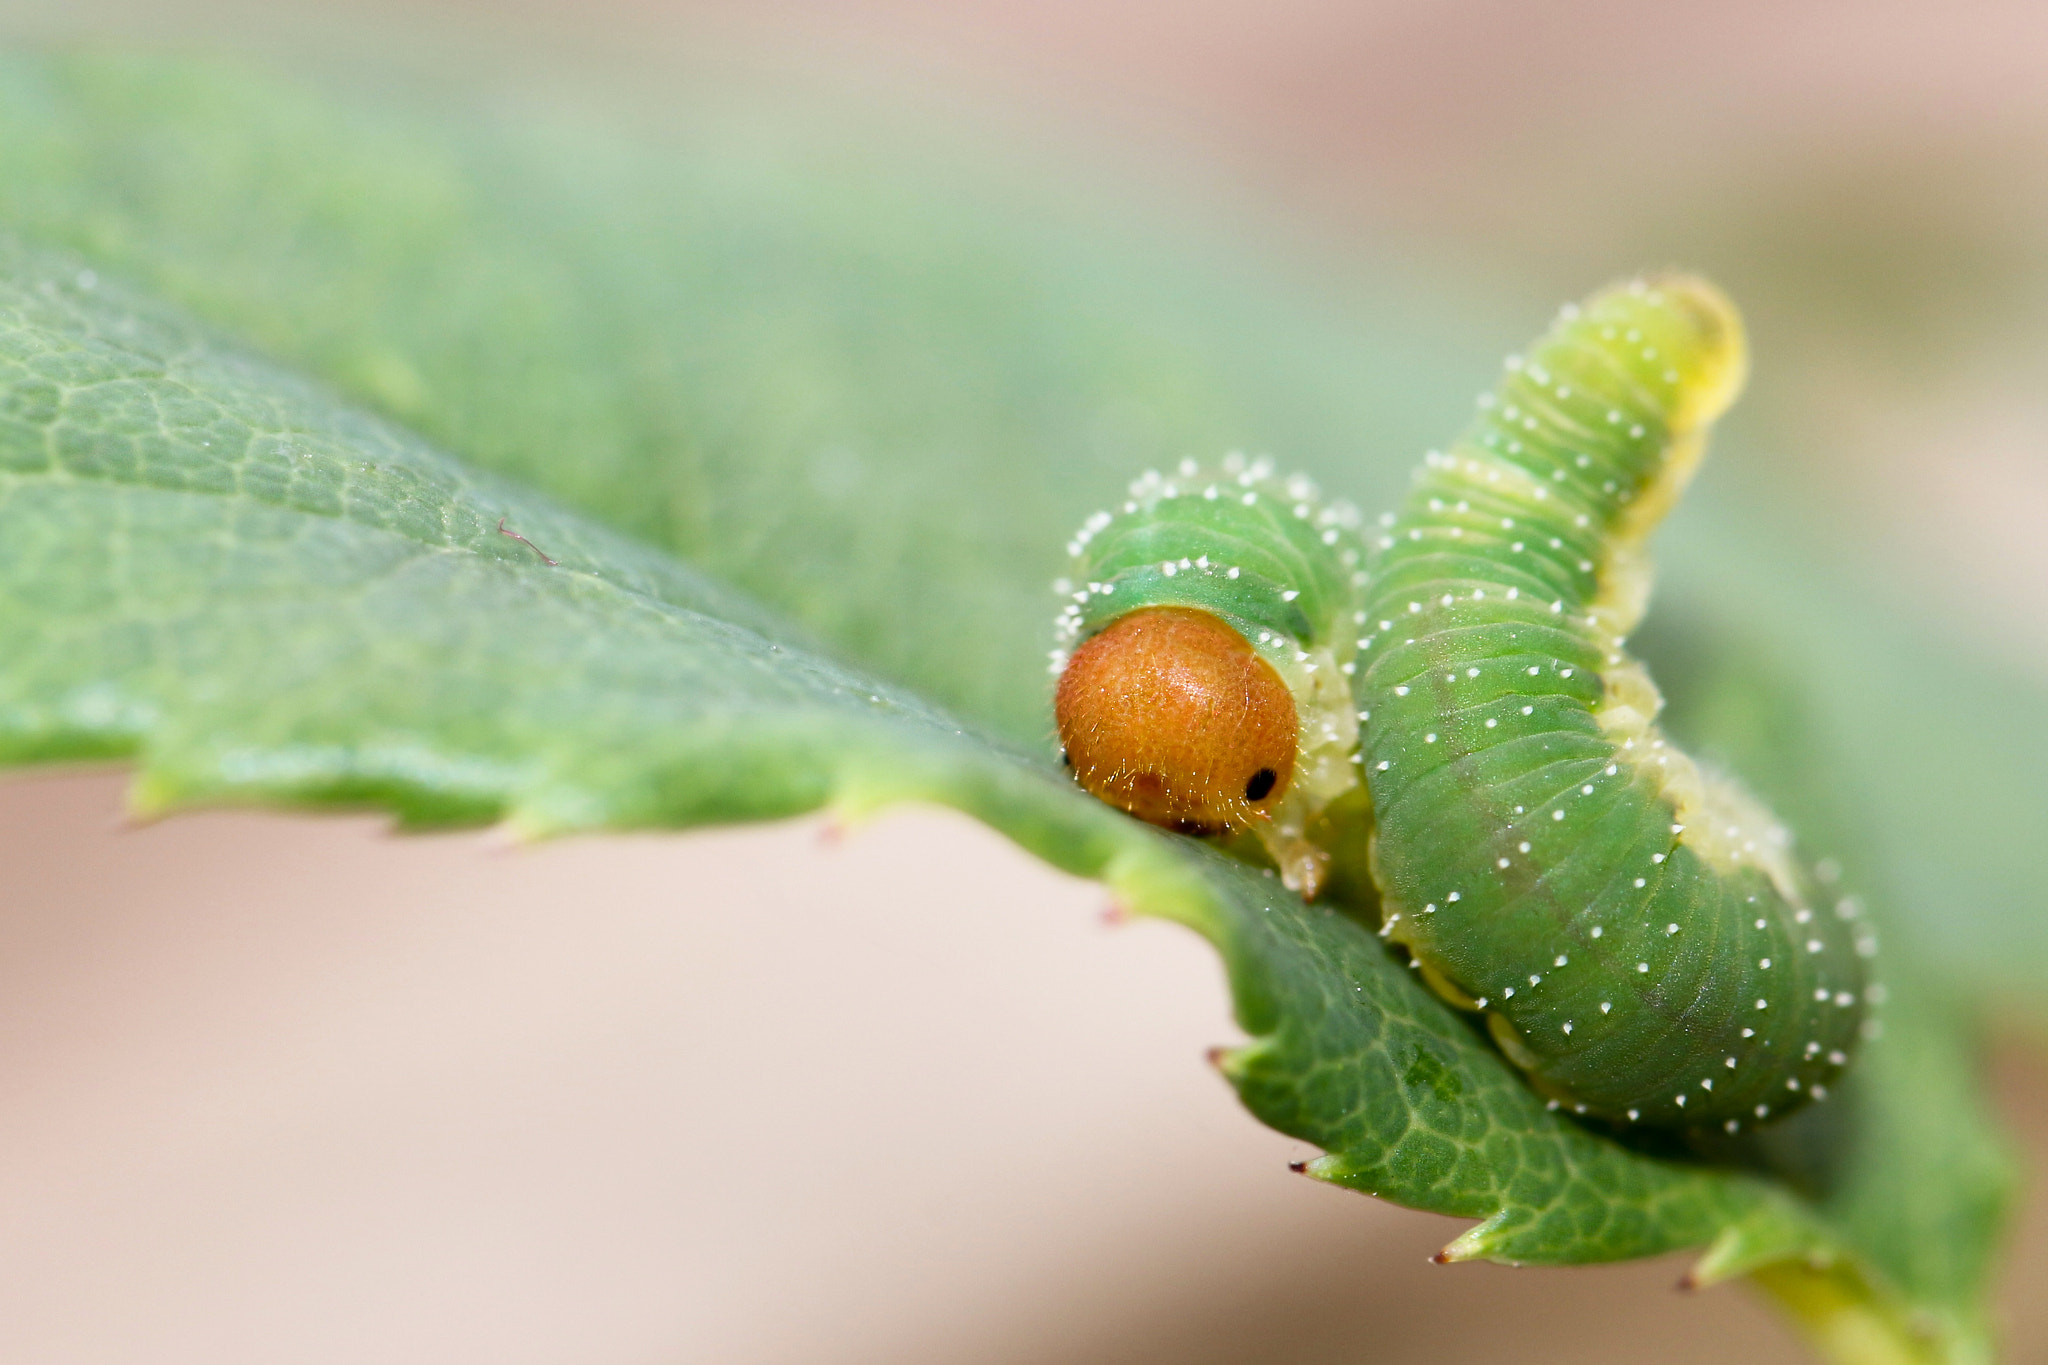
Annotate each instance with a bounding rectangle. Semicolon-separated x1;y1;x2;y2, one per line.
1434;1210;1516;1264
1206;1034;1279;1083
1284;1153;1345;1182
1679;1213;1826;1290
1204;1043;1250;1079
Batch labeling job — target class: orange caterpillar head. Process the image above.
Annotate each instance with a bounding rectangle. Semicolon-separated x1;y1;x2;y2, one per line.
1055;606;1297;835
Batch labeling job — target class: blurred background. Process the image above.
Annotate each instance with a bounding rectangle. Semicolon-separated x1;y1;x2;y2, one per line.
1;1;2046;1361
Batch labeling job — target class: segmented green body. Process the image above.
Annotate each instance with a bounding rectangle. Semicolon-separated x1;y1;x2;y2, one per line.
1356;279;1873;1130
1054;280;1876;1131
1055;456;1370;889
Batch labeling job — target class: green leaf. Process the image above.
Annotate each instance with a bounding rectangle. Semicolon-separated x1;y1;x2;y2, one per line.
0;50;2022;1363
0;221;1822;1262
0;48;1482;746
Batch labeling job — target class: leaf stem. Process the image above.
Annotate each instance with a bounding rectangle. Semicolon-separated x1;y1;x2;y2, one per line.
1749;1262;1990;1365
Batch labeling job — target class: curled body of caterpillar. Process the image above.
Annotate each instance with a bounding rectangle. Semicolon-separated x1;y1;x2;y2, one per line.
1358;276;1872;1131
1053;457;1369;896
1053;276;1876;1134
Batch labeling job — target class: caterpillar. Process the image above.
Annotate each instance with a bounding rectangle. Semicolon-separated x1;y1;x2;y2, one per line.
1051;456;1370;898
1052;276;1875;1133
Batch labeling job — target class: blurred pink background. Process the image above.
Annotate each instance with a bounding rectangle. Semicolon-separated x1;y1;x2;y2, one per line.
12;773;2039;1363
3;2;2047;1361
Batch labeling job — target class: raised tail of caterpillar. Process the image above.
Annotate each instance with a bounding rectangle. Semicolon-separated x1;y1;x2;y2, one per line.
1052;275;1874;1133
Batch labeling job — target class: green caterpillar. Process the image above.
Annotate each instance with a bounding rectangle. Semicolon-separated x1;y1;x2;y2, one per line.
1052;456;1371;897
1053;276;1875;1133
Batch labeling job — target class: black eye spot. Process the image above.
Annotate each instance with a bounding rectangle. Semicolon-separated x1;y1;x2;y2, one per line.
1060;750;1072;767
1245;768;1278;802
